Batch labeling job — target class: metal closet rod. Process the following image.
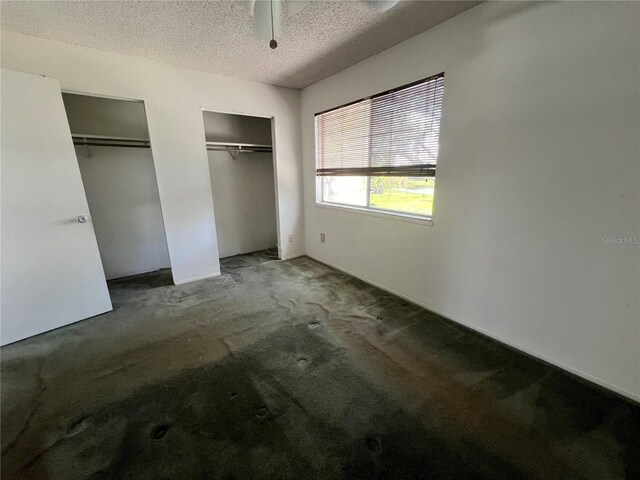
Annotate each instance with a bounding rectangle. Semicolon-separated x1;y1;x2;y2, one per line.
205;141;272;153
71;134;151;148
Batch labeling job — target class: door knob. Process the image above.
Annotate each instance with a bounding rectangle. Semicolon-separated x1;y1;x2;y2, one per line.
77;215;89;223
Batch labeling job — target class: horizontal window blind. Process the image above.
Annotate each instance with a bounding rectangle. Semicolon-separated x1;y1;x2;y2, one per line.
315;72;444;177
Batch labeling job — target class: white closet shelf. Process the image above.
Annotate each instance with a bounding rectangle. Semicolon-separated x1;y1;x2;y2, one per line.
206;141;272;149
206;141;272;159
72;134;151;148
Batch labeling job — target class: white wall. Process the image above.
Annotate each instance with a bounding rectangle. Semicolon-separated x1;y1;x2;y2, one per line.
208;151;278;258
301;2;640;400
76;146;171;279
1;30;304;285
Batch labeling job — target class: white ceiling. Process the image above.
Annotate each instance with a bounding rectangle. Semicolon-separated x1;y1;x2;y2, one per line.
0;1;479;89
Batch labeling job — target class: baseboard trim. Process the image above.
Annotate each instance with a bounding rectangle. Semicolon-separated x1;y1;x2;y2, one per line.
306;255;640;404
282;253;306;261
106;266;172;281
0;305;114;347
173;271;221;285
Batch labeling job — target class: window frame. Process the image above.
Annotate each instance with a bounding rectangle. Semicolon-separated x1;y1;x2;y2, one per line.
314;73;444;224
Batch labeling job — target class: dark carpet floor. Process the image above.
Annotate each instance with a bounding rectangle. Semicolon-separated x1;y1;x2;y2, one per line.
218;248;279;275
1;256;638;479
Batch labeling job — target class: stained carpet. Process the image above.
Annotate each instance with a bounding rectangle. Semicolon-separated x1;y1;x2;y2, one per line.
1;256;638;479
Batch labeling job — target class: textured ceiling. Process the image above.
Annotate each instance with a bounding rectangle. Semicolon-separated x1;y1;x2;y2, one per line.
0;1;479;89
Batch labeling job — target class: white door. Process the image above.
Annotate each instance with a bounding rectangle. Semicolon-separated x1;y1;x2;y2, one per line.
1;69;112;346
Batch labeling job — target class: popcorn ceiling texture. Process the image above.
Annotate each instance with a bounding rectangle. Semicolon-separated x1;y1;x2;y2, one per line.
0;0;478;89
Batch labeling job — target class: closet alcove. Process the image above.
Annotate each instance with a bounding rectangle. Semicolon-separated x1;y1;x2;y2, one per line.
62;93;171;281
203;111;279;260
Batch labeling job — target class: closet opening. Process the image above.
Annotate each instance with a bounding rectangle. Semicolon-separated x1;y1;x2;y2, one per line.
62;93;172;296
203;110;279;273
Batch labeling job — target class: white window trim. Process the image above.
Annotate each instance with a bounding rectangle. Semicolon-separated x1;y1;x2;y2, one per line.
315;200;433;226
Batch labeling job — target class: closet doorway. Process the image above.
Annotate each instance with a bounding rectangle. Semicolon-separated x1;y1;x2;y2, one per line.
62;93;171;289
203;111;279;269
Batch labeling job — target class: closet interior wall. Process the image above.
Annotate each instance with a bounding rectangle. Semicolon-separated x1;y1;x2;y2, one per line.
204;111;278;258
63;93;171;280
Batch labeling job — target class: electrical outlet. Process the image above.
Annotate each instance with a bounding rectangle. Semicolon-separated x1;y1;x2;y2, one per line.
320;233;325;243
288;235;294;243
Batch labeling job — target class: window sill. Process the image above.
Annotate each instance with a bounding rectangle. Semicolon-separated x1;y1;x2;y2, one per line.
315;202;433;226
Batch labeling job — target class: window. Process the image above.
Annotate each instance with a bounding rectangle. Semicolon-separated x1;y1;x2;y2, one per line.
315;73;444;220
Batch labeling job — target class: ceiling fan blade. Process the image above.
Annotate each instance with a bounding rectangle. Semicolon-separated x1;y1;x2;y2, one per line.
252;0;282;41
285;0;311;17
239;0;256;16
364;0;400;12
